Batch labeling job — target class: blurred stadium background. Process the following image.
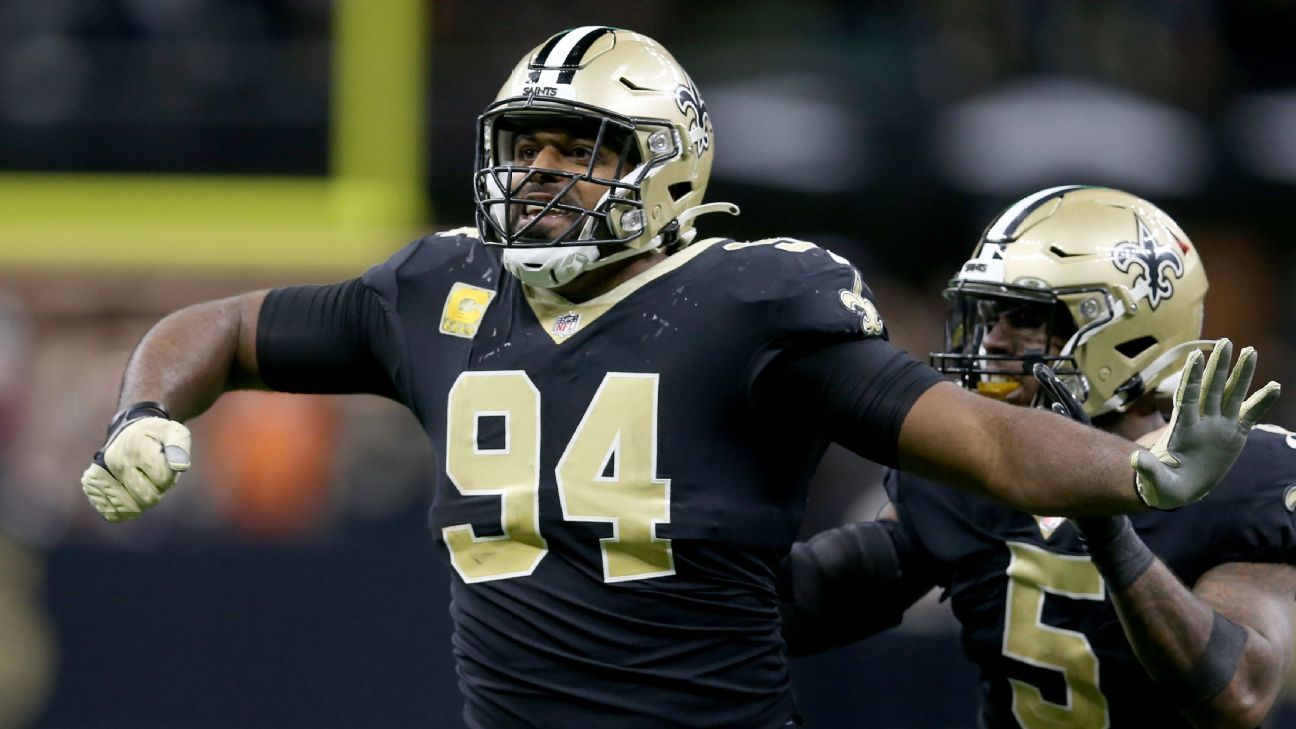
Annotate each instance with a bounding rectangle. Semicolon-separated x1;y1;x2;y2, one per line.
0;1;1294;727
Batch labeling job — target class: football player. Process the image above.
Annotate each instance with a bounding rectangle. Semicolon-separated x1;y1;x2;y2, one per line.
781;186;1296;728
80;27;1276;729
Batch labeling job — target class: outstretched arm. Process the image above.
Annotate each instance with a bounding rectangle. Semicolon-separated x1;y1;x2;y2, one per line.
897;380;1143;515
761;337;1275;515
898;340;1278;515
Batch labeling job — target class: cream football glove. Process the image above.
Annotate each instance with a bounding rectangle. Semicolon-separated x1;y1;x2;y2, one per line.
81;401;191;522
1132;339;1280;509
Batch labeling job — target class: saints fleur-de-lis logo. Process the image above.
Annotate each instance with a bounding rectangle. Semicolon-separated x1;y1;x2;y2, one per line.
1112;219;1184;310
674;80;711;157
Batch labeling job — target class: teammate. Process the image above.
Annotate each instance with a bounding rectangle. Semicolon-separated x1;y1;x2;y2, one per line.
781;186;1296;728
79;29;1276;729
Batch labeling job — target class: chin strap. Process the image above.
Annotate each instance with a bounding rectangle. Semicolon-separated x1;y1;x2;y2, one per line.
587;202;739;272
501;244;600;289
504;202;742;289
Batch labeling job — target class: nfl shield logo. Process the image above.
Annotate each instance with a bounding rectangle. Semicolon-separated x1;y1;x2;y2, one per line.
553;311;581;339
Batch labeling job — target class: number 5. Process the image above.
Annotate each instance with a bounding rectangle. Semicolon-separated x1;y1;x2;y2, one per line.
1003;541;1111;728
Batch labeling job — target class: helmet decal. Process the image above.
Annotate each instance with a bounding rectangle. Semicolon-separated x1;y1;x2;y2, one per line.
675;81;711;157
1112;218;1185;310
957;242;1007;284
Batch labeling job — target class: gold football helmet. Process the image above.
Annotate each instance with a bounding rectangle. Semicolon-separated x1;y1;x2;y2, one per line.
474;27;737;287
932;185;1210;417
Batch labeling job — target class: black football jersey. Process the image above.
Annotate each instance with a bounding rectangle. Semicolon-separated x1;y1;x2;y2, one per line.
885;425;1296;729
261;229;922;729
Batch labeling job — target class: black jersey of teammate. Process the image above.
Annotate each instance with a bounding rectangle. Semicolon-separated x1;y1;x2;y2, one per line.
257;229;929;729
884;426;1296;729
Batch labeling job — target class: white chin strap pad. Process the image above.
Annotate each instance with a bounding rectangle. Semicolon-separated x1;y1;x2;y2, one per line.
501;245;602;289
499;203;739;290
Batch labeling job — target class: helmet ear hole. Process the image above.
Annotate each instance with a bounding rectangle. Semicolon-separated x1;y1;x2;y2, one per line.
668;181;692;203
1115;336;1158;359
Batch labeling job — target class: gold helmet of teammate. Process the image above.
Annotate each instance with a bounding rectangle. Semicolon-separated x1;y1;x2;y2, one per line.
931;185;1210;417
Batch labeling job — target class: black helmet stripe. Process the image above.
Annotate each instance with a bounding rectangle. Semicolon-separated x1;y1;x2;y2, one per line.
531;30;573;69
985;185;1086;243
557;27;613;82
530;26;615;85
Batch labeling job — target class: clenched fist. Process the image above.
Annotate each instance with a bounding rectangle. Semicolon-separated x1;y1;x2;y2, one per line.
81;402;191;523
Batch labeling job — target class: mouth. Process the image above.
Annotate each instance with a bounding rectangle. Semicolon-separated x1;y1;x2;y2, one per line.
521;201;573;220
514;195;580;235
976;373;1023;399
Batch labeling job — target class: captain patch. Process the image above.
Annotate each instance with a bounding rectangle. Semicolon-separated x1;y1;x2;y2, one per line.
440;282;496;339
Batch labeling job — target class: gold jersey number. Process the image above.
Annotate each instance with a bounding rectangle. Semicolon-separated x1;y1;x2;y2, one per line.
1003;541;1111;728
443;370;674;584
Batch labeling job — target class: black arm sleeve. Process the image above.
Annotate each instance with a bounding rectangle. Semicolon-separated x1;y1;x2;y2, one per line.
752;338;945;467
256;279;402;400
777;519;939;656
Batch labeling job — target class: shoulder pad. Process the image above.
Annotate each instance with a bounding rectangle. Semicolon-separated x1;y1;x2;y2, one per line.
1196;426;1296;565
362;230;497;300
715;237;884;338
432;226;482;241
1253;423;1296;449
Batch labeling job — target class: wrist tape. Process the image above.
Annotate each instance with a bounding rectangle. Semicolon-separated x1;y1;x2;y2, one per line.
1166;611;1248;705
1079;517;1247;704
94;401;173;471
1075;515;1155;592
106;401;171;437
